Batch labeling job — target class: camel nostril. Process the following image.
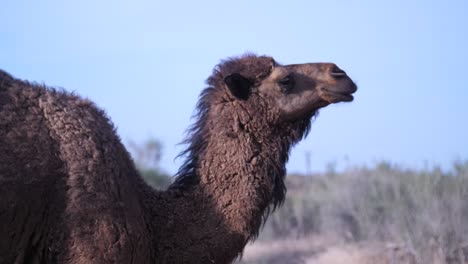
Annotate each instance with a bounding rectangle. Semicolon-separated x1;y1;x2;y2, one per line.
329;65;347;78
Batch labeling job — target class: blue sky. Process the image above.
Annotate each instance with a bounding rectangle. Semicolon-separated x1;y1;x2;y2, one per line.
1;0;467;174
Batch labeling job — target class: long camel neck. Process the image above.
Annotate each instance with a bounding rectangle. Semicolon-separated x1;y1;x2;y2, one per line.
151;108;290;263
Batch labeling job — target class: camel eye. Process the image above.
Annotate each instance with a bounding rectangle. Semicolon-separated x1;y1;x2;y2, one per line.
278;74;295;93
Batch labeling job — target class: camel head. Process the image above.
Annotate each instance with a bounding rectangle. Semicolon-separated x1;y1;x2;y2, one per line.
176;54;357;206
221;55;357;125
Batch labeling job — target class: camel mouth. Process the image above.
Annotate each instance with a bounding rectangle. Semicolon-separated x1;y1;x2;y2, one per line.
320;79;357;103
323;89;354;102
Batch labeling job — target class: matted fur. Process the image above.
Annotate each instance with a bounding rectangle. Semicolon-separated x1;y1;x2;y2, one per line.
172;54;313;213
0;54;353;264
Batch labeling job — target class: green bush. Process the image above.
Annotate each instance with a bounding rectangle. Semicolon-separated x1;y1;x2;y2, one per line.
128;138;172;190
139;168;172;190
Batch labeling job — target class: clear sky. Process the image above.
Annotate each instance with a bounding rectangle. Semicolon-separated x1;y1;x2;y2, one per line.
1;0;467;174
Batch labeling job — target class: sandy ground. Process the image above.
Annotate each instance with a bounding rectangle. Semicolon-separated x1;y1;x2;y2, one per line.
238;236;424;264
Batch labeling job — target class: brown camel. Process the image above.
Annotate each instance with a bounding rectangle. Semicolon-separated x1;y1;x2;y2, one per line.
0;54;357;263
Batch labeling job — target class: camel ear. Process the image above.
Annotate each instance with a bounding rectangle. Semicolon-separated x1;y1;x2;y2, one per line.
224;73;251;100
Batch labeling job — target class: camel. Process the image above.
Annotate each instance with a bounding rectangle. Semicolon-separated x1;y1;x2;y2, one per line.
0;54;357;263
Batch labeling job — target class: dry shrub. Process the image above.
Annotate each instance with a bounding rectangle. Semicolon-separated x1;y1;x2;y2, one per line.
250;160;468;263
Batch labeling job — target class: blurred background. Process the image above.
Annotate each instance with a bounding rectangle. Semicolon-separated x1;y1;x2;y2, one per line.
1;0;467;263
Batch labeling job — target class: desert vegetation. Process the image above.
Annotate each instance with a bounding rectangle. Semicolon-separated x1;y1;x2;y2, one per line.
233;160;468;264
128;138;172;189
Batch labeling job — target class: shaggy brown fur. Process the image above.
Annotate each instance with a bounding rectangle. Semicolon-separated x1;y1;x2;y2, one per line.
0;54;356;263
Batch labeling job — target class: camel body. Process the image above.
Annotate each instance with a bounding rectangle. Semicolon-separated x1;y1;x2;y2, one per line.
0;55;356;263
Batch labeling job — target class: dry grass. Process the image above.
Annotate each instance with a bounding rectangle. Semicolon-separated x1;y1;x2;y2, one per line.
239;237;419;264
237;160;468;264
239;236;468;264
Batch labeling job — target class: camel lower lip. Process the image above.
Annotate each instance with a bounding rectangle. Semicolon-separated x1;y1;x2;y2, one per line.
332;94;354;103
322;89;355;102
341;94;354;102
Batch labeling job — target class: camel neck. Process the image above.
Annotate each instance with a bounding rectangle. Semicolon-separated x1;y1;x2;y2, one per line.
153;128;288;263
